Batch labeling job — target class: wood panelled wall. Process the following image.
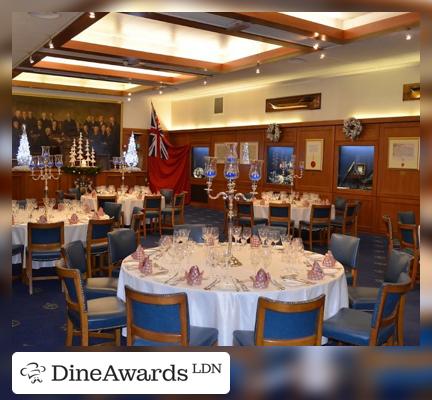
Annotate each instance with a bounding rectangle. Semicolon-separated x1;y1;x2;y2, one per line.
168;116;420;234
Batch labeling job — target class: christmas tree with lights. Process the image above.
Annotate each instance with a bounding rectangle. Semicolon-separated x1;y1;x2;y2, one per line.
125;134;139;168
16;124;32;167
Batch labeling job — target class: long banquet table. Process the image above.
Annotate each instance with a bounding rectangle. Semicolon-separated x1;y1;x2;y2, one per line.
117;243;348;345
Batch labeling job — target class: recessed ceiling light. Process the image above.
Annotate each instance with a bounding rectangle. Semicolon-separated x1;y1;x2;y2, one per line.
320;53;326;59
48;39;54;49
29;55;34;64
159;88;163;95
313;32;320;38
28;12;60;19
405;33;412;40
256;61;261;74
313;43;320;50
203;78;208;85
89;12;96;19
127;92;132;96
321;34;327;41
127;97;131;102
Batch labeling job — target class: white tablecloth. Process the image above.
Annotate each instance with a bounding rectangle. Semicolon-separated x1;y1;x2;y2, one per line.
254;201;336;228
81;194;165;226
117;244;348;345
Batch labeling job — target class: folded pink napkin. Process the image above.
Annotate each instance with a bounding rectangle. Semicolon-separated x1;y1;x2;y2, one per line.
91;211;99;220
83;203;90;213
91;190;97;198
138;257;152;275
128;187;134;194
322;251;336;268
250;268;270;289
307;261;324;280
137;193;143;200
68;213;79;224
132;245;146;261
58;203;65;211
185;265;204;286
97;207;105;217
250;235;261;248
302;200;310;207
38;215;47;224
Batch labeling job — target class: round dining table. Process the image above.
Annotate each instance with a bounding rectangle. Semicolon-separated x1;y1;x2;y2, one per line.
117;243;348;346
81;193;166;226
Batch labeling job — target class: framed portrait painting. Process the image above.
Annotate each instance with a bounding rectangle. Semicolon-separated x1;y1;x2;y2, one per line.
305;139;323;170
388;137;419;170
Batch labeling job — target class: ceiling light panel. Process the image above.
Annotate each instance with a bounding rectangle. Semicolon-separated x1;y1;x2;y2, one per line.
73;12;280;63
13;72;139;91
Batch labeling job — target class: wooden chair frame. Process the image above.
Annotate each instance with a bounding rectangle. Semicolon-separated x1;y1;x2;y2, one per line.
382;215;398;255
26;221;64;295
398;223;419;288
96;195;117;209
369;279;412;346
86;218;114;278
268;202;293;236
107;230;139;277
125;287;189;346
56;266;120;347
162;192;186;230
141;195;162;238
254;295;325;346
332;203;357;235
301;204;332;250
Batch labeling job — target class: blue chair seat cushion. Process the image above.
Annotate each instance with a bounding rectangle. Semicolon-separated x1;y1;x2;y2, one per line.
233;330;255;346
323;308;394;345
348;286;379;310
132;326;218;346
90;243;108;255
68;296;126;331
30;250;61;261
330;216;353;227
143;210;160;218
161;208;180;215
299;221;328;230
270;221;294;228
85;277;118;299
400;248;415;256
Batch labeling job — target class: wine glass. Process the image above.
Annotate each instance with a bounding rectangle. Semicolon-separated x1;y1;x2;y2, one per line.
232;225;242;246
258;226;268;246
268;230;280;247
202;226;211;245
210;227;219;245
242;227;251;244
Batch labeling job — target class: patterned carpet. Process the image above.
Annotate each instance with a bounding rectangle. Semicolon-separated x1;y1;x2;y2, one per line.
11;205;419;349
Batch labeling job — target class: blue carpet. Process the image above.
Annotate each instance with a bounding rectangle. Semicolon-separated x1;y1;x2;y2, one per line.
11;206;419;348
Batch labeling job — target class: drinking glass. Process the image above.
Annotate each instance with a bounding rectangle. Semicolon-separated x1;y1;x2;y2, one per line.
232;225;242;246
258;226;268;246
202;226;211;245
242;227;251;244
210;227;219;245
268;230;280;247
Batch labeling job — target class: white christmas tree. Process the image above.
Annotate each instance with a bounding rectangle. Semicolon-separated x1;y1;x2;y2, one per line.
69;138;77;166
125;134;139;167
16;124;32;166
242;142;250;164
77;132;84;165
90;147;96;166
85;139;91;166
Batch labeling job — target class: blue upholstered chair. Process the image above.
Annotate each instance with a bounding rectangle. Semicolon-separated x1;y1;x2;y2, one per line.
323;273;411;346
174;224;207;243
97;194;117;210
162;192;186;229
131;207;143;242
26;221;64;295
397;211;416;225
62;240;118;299
236;200;267;227
160;188;174;207
141;195;162;238
56;265;126;346
334;197;347;216
233;295;325;346
299;205;332;250
86;218;114;278
331;203;358;236
398;222;419;288
12;244;24;280
103;201;123;228
268;203;294;236
68;187;81;200
107;228;138;277
125;286;218;346
329;233;360;287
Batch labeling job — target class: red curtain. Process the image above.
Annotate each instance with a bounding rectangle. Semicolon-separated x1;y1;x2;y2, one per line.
148;139;191;203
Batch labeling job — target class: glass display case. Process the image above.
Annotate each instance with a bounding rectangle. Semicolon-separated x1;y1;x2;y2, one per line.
191;146;209;178
266;146;294;184
337;145;374;190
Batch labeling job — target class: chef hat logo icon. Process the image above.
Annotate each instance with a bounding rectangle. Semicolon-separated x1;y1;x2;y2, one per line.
20;362;46;383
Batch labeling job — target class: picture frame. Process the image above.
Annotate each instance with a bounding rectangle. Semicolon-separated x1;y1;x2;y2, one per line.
214;142;237;163
305;139;324;170
388;137;419;170
239;142;259;164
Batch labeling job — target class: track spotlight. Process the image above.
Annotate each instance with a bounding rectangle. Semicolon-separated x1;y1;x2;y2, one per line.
89;12;96;19
48;39;54;49
29;55;34;64
256;62;261;74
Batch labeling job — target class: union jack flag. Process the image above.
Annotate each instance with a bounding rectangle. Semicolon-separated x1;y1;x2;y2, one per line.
148;103;169;160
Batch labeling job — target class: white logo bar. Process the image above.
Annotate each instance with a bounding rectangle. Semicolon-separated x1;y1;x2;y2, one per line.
12;352;230;394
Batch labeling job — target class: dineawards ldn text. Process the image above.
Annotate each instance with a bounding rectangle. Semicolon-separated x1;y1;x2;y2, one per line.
52;364;191;382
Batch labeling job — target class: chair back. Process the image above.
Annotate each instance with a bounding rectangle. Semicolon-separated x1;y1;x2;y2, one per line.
334;197;347;214
397;211;416;225
398;223;418;249
174;224;207;243
160;188;174;206
86;218;114;248
62;240;87;276
173;192;186;209
329;233;360;269
68;187;81;200
369;273;411;345
103;202;122;223
56;265;87;316
97;195;117;210
17;199;27;209
269;203;291;226
254;295;325;346
108;228;138;265
382;215;395;243
125;287;189;346
384;249;412;283
311;204;332;224
237;201;253;220
56;190;64;203
131;212;143;237
28;221;64;254
144;195;162;211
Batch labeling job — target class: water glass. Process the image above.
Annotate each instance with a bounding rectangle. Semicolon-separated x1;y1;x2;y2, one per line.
232;225;242;246
258;226;268;246
242;227;251;244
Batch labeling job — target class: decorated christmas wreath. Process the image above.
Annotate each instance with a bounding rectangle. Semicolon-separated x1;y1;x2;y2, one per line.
343;117;362;141
266;123;281;142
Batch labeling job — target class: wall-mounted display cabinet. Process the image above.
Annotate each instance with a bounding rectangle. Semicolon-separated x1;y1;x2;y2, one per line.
266;146;294;185
337;145;375;190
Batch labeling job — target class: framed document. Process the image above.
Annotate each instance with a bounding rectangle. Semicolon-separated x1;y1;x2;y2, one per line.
388;137;419;169
305;139;323;170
